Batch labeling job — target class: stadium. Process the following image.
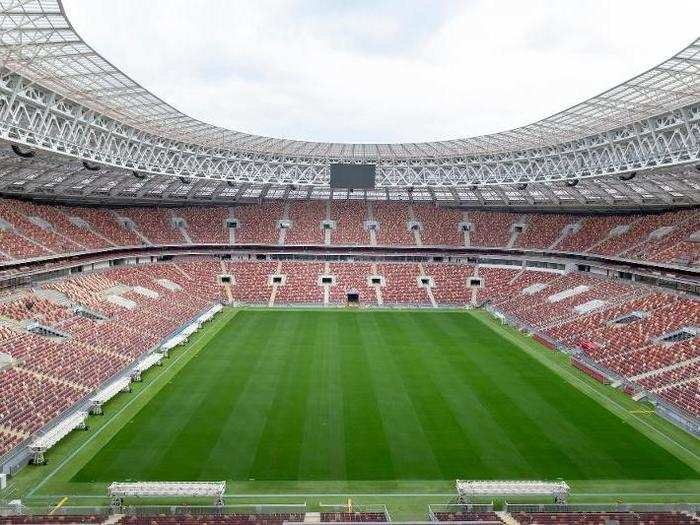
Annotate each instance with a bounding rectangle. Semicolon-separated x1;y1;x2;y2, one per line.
0;0;698;523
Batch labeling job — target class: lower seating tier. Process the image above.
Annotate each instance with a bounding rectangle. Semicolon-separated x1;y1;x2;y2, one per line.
0;258;697;460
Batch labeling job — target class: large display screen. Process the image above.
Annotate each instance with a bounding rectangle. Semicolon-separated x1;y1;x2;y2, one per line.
330;163;376;189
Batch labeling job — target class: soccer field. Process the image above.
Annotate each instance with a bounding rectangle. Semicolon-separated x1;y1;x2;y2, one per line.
72;309;697;483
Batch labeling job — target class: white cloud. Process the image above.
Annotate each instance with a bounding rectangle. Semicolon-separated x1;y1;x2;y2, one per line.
62;0;700;143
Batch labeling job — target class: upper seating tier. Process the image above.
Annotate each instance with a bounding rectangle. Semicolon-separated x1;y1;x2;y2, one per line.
0;198;696;268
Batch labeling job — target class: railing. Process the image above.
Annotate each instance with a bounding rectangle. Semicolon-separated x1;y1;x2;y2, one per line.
120;503;308;516
1;243;697;292
0;505;109;517
504;502;700;513
317;502;391;521
427;503;496;522
1;502;308;517
654;402;700;437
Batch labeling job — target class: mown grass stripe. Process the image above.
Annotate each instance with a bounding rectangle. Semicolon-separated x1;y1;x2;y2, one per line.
27;308;240;495
471;311;700;468
71;310;697;482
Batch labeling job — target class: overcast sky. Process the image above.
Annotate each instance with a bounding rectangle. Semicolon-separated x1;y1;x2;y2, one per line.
63;0;699;144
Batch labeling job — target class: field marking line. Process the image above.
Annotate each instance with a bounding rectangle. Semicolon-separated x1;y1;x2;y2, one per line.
629;410;655;414
557;369;700;462
24;309;698;500
223;492;700;498
49;496;68;514
475;313;700;464
32;491;700;499
27;312;235;498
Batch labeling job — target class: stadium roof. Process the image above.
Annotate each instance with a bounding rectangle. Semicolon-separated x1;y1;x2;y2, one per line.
0;1;698;207
1;0;698;159
0;141;696;209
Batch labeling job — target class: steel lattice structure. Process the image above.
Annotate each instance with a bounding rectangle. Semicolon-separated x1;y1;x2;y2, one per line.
0;0;698;206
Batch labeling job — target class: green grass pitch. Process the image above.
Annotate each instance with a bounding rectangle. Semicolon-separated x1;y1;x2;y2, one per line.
73;309;697;483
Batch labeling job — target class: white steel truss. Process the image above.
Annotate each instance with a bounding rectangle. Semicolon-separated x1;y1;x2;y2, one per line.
0;1;698;199
0;145;696;209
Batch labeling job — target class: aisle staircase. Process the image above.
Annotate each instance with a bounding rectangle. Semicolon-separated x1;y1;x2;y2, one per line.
462;211;471;247
418;263;437;307
220;260;234;303
63;209;117;246
506;215;526;248
496;511;519;525
371;263;383;305
268;262;283;306
228;207;237;244
367;202;377;246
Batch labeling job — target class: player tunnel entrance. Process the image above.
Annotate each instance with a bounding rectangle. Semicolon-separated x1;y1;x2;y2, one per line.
347;289;360;304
